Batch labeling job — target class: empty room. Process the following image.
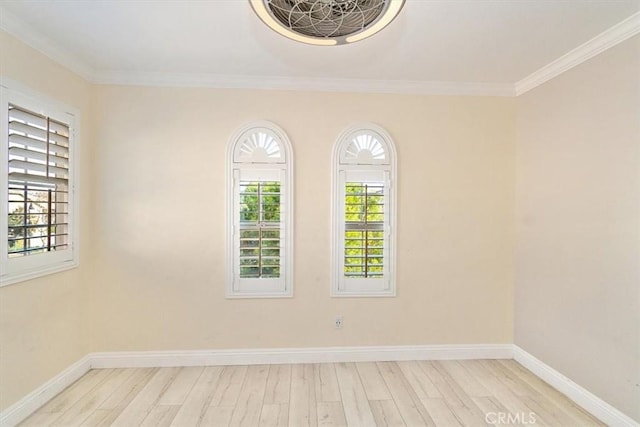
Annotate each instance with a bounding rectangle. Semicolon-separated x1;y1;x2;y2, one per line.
0;0;638;426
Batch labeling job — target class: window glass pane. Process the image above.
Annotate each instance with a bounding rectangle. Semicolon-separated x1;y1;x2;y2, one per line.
6;105;70;258
344;182;385;278
239;181;282;279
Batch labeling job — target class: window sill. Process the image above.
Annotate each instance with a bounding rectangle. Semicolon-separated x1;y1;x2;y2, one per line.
0;260;79;288
330;289;396;298
226;290;294;299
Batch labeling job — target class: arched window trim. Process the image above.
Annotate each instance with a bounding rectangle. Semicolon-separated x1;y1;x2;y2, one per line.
331;123;397;297
226;121;293;298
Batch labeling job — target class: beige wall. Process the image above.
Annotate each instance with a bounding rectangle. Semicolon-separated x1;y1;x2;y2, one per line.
89;86;515;352
0;28;516;412
4;22;638;422
515;35;640;421
0;31;94;410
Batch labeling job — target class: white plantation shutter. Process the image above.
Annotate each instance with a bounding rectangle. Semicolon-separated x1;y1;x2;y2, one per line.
1;85;78;287
332;124;397;297
232;168;287;293
7;105;70;256
338;170;391;293
342;172;390;281
9;106;70;188
227;122;293;298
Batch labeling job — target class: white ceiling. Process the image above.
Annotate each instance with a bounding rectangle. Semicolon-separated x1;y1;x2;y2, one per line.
0;0;639;93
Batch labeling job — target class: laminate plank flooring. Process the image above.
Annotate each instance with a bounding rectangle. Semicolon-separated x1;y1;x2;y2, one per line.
20;360;605;426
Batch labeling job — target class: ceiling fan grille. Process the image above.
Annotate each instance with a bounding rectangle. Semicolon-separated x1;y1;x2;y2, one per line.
266;0;388;39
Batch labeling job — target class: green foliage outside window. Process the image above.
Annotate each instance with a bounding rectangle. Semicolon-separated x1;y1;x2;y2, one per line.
239;181;281;278
7;190;53;256
344;182;384;278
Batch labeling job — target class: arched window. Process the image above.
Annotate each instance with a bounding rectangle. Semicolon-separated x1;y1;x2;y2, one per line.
227;121;293;298
332;124;397;297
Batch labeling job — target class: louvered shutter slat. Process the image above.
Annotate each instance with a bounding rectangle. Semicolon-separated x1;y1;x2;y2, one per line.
8;108;46;127
48;132;69;146
8;159;69;177
49;121;69;137
8;172;68;187
9;134;69;156
8;106;71;188
8;147;69;167
9;121;48;140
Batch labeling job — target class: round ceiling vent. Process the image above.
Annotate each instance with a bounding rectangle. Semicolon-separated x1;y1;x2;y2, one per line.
250;0;405;46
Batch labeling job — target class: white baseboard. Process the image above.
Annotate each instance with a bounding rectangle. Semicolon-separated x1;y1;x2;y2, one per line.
513;345;638;427
0;343;510;426
0;355;91;427
3;344;636;427
89;344;513;369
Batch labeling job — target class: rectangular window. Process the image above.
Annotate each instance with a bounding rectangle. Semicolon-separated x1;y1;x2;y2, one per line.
333;169;393;296
8;105;70;257
344;182;385;278
239;181;281;279
229;167;290;297
1;85;78;287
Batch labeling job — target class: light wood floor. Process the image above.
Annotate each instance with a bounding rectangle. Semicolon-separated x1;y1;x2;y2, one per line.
20;360;603;426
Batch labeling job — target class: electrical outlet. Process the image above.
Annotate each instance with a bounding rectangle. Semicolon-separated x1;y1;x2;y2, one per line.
334;315;343;329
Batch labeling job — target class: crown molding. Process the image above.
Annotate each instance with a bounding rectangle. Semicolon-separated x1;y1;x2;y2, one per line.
92;71;515;97
0;7;512;97
0;8;96;81
515;11;640;96
1;3;637;98
0;7;511;97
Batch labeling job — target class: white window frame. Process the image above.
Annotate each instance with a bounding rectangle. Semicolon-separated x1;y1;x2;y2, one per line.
0;80;80;287
331;123;397;297
226;121;293;298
